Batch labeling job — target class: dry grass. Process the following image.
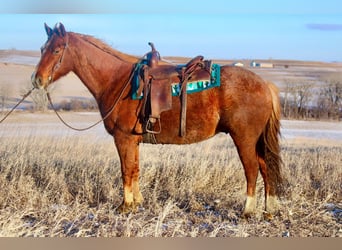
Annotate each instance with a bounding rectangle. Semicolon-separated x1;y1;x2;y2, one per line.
0;114;341;237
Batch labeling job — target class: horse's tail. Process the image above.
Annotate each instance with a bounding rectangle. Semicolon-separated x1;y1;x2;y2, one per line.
258;81;284;195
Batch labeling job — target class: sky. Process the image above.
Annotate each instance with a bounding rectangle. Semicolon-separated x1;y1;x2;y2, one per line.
0;0;341;62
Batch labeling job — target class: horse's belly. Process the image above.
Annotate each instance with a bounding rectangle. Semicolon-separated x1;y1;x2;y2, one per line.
153;109;219;145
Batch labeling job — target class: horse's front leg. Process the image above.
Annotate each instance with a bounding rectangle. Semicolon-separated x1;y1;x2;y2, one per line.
113;130;143;213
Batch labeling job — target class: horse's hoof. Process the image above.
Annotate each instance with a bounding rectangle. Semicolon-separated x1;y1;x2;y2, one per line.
263;212;274;221
117;203;136;214
242;212;254;220
117;201;144;214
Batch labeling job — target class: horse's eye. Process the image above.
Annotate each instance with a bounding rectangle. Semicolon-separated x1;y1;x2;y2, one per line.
53;48;61;55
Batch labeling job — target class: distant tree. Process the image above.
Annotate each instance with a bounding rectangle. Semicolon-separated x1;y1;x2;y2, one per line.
0;84;12;112
0;86;5;112
282;79;315;119
282;80;291;118
22;81;52;112
30;89;49;112
319;73;342;120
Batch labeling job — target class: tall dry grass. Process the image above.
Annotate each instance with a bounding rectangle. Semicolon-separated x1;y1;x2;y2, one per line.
0;118;341;237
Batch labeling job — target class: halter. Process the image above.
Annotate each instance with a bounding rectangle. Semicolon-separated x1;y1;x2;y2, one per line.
49;36;69;83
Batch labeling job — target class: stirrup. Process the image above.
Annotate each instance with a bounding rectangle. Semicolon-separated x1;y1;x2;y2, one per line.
145;117;161;134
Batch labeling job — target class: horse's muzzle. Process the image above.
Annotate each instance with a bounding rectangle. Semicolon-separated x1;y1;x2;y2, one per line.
31;71;50;89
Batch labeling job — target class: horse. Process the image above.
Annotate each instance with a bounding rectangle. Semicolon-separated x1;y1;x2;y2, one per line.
31;23;283;218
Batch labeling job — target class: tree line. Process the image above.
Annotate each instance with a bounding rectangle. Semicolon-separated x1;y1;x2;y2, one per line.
280;72;341;120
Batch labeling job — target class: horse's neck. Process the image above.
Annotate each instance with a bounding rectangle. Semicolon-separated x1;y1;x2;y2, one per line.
69;34;134;100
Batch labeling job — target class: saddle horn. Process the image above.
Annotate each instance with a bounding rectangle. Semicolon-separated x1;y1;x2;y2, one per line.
146;42;160;68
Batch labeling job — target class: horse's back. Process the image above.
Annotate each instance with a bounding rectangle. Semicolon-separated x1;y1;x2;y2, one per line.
219;65;271;98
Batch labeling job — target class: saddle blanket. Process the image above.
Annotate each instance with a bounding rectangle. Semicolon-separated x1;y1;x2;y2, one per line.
132;62;221;100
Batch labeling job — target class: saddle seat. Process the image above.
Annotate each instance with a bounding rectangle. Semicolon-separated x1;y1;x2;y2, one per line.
137;42;212;137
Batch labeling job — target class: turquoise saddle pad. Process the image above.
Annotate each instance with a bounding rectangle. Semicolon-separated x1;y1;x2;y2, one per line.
132;61;221;100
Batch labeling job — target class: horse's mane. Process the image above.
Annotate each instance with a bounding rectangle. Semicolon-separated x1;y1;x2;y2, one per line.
70;32;140;63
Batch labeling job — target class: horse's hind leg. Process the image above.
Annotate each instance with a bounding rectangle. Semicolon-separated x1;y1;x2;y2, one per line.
258;155;279;219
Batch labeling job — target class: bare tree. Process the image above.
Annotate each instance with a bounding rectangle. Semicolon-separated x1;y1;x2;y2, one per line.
0;86;6;112
282;79;315;119
22;81;50;112
0;84;13;113
282;80;291;118
319;73;342;119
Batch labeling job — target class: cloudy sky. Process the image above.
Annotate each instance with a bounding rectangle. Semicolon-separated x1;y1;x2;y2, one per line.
0;0;341;62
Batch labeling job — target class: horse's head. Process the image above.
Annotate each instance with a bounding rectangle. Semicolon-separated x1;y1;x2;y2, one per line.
32;23;71;89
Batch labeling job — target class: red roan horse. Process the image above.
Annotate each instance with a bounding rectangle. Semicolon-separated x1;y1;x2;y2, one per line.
32;23;283;218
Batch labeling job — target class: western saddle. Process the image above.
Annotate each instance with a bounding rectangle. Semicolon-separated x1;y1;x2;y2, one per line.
137;42;212;137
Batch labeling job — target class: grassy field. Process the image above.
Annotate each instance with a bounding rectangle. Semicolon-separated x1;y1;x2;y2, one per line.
0;113;341;237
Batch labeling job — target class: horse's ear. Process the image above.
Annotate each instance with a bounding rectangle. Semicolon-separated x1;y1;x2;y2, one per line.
44;23;53;38
54;22;66;37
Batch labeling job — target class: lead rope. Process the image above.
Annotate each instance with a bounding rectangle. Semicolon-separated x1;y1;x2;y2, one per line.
46;62;140;131
0;87;35;123
46;91;105;131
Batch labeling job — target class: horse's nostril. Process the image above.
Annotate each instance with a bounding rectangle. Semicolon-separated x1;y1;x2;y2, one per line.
31;72;36;85
31;74;43;89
